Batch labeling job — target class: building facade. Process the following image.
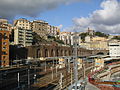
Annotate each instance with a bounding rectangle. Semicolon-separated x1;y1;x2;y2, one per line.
0;26;9;67
31;20;49;39
14;27;33;47
59;32;72;45
0;19;8;24
109;40;120;57
49;26;60;36
14;18;31;30
13;18;33;46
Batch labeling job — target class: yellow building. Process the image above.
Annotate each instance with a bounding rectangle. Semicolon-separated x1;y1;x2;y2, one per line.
92;36;107;41
80;40;108;50
90;41;108;50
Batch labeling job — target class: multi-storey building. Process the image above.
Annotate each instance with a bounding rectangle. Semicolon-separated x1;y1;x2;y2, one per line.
31;20;60;38
0;19;8;24
92;36;107;41
31;20;49;39
71;35;82;46
59;32;72;45
13;18;33;46
14;27;33;47
109;40;120;57
14;18;31;30
59;32;81;45
49;26;60;36
0;26;9;67
80;41;108;50
85;35;91;42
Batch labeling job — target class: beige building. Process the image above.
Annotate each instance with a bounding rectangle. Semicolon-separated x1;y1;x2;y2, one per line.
31;20;60;38
14;27;33;47
13;18;33;46
14;18;31;30
80;40;108;50
59;32;82;45
59;32;72;45
92;36;107;41
0;19;8;24
85;35;91;42
31;20;49;39
49;26;60;36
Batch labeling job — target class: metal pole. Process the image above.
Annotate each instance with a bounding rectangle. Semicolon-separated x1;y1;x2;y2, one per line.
53;60;54;67
60;73;63;89
51;67;53;80
68;58;70;73
73;35;78;90
56;66;58;77
45;61;46;72
71;68;73;85
83;63;86;79
28;69;30;86
17;72;20;88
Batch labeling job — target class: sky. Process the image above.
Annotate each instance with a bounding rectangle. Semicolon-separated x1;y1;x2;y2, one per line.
0;0;120;34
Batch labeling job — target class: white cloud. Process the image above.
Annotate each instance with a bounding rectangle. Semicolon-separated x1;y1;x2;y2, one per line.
58;24;63;29
65;0;120;34
0;0;82;19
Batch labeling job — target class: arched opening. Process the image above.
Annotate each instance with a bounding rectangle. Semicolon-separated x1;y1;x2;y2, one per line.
36;49;41;58
69;50;71;56
96;52;104;55
51;49;54;57
56;49;59;57
45;49;48;57
65;50;67;56
61;50;63;56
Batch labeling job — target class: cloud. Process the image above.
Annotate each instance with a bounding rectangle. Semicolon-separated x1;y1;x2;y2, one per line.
57;24;63;29
0;0;82;19
65;0;120;34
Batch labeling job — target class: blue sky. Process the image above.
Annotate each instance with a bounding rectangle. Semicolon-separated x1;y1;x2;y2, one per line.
14;0;102;31
10;0;120;34
40;0;102;28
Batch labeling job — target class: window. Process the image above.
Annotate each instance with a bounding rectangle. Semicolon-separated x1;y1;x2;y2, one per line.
3;47;6;49
3;42;6;45
3;52;7;55
3;56;6;59
3;33;7;40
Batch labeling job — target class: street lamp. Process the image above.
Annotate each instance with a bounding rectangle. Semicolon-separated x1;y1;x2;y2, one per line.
17;72;20;88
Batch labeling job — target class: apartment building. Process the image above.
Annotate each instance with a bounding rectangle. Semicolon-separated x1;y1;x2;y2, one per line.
31;20;49;39
92;36;107;41
49;26;60;36
0;26;9;67
14;18;31;30
109;40;120;57
59;32;81;45
13;18;33;46
0;19;8;24
14;27;33;47
59;32;72;45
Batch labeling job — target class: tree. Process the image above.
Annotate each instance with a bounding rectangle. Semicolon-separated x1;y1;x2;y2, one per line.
112;36;120;40
95;31;109;37
79;33;88;42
